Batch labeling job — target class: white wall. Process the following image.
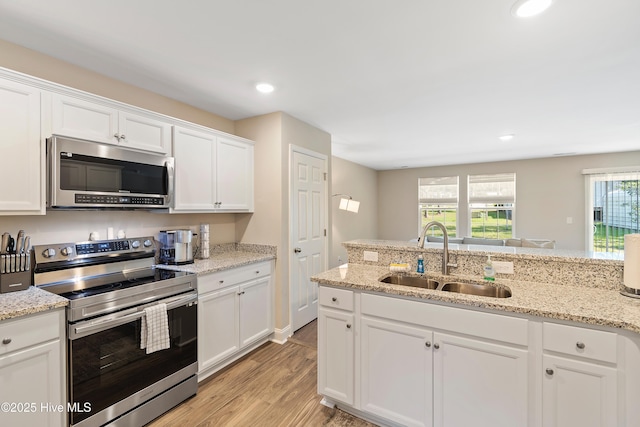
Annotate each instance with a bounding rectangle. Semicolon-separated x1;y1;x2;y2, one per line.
377;151;640;250
331;156;378;267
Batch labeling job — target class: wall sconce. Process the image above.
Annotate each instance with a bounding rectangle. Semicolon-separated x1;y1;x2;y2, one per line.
333;193;360;213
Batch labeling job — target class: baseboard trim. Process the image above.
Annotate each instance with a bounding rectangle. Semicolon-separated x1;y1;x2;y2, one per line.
271;325;291;344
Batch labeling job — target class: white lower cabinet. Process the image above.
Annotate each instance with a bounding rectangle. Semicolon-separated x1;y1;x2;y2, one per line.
319;286;531;427
198;261;273;379
360;316;432;427
542;322;618;427
0;309;65;427
433;332;528;427
318;286;355;405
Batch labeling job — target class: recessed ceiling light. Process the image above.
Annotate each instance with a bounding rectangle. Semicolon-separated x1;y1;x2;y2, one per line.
255;83;275;94
511;0;553;18
499;134;515;141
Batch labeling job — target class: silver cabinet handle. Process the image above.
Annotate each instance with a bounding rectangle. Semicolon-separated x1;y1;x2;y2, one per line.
425;341;431;348
120;134;126;140
346;324;352;329
294;247;302;253
114;133;120;139
433;343;440;349
219;280;224;284
332;297;337;302
546;368;554;376
576;342;586;350
237;291;245;296
2;338;11;345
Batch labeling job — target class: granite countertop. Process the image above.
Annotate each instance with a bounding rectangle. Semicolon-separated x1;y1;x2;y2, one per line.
1;243;276;322
156;243;276;275
311;263;640;334
0;286;68;322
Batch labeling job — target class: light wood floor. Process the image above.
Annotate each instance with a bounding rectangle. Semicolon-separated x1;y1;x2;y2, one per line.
148;320;376;427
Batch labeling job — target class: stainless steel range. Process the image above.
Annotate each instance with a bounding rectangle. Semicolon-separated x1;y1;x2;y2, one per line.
33;237;198;427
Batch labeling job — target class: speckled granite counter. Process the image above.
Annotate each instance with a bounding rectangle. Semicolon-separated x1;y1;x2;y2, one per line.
0;286;68;321
343;239;625;290
311;263;640;334
157;243;276;275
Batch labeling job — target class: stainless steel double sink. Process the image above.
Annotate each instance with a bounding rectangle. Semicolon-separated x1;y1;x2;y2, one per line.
381;274;512;298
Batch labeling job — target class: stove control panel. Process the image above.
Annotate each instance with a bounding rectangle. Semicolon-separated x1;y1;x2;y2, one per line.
33;236;157;264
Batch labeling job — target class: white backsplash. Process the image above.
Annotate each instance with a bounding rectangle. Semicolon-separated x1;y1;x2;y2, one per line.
0;210;237;245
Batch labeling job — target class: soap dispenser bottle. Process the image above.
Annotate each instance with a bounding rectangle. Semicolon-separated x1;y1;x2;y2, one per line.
483;255;495;281
417;254;425;274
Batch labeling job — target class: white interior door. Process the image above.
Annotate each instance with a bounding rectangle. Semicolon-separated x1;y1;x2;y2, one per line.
290;148;327;332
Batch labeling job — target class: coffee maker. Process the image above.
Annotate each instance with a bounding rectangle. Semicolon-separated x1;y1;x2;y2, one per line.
158;230;194;265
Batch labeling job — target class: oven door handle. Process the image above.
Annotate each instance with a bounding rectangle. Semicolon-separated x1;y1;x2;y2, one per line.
70;292;197;339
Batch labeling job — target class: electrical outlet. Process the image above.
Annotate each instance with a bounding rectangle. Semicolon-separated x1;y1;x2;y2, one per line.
493;261;514;274
363;251;379;262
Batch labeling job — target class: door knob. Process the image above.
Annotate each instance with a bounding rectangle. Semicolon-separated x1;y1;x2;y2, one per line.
294;247;302;253
425;341;431;348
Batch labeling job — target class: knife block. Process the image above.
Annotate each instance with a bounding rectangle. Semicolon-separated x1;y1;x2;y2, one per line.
0;270;31;293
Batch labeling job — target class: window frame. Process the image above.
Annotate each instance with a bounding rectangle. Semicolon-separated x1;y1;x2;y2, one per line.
467;173;516;240
418;176;459;238
583;166;640;253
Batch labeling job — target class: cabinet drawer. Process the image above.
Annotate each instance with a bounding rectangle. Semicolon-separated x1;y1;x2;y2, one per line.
543;322;617;364
199;261;272;294
319;287;354;312
0;310;61;355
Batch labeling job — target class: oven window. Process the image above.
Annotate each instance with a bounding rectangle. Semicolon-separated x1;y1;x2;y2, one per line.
60;153;168;195
69;304;196;425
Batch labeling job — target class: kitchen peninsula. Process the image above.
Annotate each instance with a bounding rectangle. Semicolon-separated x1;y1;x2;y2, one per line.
311;239;640;427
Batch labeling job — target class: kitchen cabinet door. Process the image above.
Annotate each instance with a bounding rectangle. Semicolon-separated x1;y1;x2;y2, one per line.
360;316;433;427
172;126;217;211
51;93;119;144
215;136;254;211
118;109;171;154
239;275;272;347
432;332;528;427
0;340;63;427
318;307;355;406
0;78;43;214
542;354;617;427
197;286;240;371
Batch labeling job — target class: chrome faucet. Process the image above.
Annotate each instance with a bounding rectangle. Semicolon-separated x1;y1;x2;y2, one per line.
418;220;456;275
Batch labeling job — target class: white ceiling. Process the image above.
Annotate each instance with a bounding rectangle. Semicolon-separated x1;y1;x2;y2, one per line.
1;0;639;170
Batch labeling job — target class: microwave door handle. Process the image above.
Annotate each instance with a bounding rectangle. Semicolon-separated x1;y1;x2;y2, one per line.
165;160;174;205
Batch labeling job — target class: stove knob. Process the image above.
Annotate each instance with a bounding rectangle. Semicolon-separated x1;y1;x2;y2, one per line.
42;248;56;258
61;246;73;256
131;240;141;249
143;239;153;247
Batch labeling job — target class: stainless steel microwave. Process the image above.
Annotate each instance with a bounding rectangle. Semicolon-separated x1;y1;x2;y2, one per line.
47;135;174;209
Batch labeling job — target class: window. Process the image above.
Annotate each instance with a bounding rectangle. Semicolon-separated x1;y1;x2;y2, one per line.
468;173;515;239
584;168;640;254
418;176;458;237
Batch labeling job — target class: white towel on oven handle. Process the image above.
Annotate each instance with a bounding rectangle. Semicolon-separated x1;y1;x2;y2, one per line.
140;303;170;354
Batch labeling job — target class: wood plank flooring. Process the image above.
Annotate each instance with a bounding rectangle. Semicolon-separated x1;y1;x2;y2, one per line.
148;321;376;427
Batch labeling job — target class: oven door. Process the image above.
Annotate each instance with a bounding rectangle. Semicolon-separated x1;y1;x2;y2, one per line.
68;292;197;427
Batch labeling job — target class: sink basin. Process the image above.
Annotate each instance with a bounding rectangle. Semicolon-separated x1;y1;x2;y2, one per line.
381;275;440;290
440;282;512;298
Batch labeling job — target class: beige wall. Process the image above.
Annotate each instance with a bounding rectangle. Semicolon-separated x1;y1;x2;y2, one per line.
331;156;378;267
0;38;243;245
377;151;640;250
236;112;332;331
0;39;235;133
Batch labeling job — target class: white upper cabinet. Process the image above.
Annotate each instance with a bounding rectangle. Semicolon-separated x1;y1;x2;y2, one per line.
173;126;217;211
0;77;43;215
51;93;171;154
215;136;254;211
172;126;254;213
